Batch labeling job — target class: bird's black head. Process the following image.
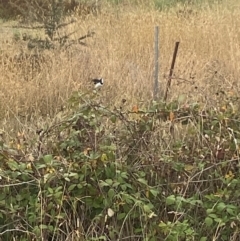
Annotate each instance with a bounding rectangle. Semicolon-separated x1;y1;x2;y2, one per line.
92;78;104;84
92;78;104;89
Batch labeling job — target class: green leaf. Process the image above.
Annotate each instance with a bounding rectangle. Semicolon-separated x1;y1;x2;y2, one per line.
69;172;79;178
36;164;46;169
166;195;175;205
143;204;152;213
208;213;217;219
117;213;126;220
137;178;148;185
120;184;127;191
205;217;213;227
33;226;41;236
105;179;113;186
120;172;128;179
214;217;223;223
99;181;110;187
16;194;25;201
226;207;235;216
47;225;54;232
134;228;142;234
55;186;63;192
150;237;157;241
200;237;207;241
43;155;53;164
64;177;70;182
47;202;53;210
47;187;54;194
112;181;120;187
125;198;134;204
189;199;203;206
7;159;19;171
149;188;159;197
0;193;6;200
39;224;48;229
217;202;226;212
206;209;213;214
103;198;110;207
108;188;115;200
68;184;76;191
158;221;167;228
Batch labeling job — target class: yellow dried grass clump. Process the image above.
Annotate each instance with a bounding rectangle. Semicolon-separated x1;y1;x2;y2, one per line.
0;1;240;132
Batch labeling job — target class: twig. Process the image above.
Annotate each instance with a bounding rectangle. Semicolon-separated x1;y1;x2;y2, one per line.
0;180;36;188
0;228;35;236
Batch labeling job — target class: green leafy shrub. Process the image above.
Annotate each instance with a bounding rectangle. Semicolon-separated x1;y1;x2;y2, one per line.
0;90;240;240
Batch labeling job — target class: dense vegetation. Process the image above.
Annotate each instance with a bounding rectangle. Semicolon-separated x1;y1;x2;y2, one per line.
1;90;240;240
0;0;240;240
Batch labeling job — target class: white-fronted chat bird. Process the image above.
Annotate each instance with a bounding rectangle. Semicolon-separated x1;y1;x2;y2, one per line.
92;78;104;89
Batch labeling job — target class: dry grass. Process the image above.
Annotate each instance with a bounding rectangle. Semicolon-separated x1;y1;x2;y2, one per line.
1;1;240;135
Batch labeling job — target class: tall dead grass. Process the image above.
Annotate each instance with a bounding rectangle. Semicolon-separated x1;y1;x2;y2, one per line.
1;1;240;134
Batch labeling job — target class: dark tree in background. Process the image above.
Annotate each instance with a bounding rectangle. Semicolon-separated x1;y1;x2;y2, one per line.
0;0;97;21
